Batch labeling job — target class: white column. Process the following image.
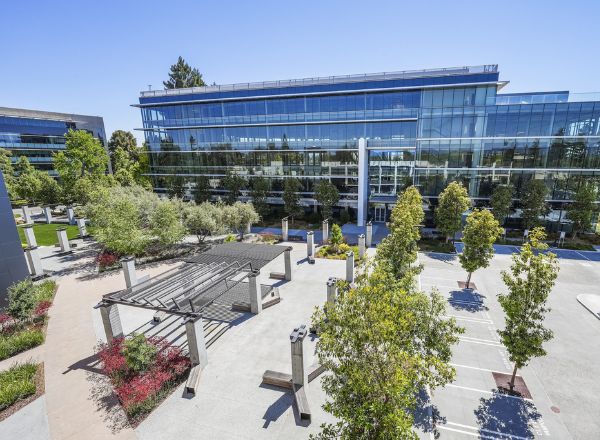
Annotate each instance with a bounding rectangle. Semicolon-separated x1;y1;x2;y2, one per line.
345;251;354;284
322;219;329;244
246;222;251;234
326;277;338;306
290;324;308;386
43;206;52;224
23;225;37;248
357;137;368;227
121;256;138;288
21;205;32;224
185;318;208;368
77;218;88;237
358;234;366;259
249;270;262;314
366;221;373;248
282;217;289;241
25;246;44;277
99;304;123;343
284;248;292;281
57;228;71;252
67;206;76;225
306;231;314;258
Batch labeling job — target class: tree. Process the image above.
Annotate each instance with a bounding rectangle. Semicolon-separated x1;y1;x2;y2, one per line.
223;202;259;239
14;156;42;203
329;223;344;252
108;130;137;166
497;227;559;391
311;266;463;439
166;176;186;199
435;181;471;242
183;202;223;243
375;186;424;283
490;184;514;226
36;172;61;205
521;179;549;229
566;182;597;237
222;172;247;204
314;179;340;220
283;178;303;224
112;146;139;186
163;56;206;89
459;209;503;288
250;177;270;219
150;200;186;247
193;176;212;203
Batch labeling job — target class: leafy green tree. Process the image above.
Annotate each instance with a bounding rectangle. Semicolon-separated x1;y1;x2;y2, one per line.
223;202;259;239
329;223;344;252
375;186;424;283
166;176;186;199
490;184;514;225
312;266;463;439
283;178;303;224
7;280;37;321
250;177;270;219
193;175;212;203
112;146;139;186
314;179;340;220
150;200;186;247
0;149;17;200
184;202;223;242
435;181;471;242
566;182;597;237
14;156;42;203
108;130;137;166
497;227;559;391
459;209;503;288
163;56;206;89
54;129;109;186
521;179;549;229
36;172;61;205
67;174;115;206
222;172;247;205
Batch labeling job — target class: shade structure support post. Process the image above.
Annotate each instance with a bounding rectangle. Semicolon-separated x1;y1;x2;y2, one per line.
249;269;262;314
99;303;123;343
185;317;208;368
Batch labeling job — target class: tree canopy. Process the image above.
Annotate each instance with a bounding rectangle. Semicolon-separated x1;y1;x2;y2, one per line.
435;181;471;241
283;178;303;221
520;179;549;229
566;182;597;237
249;176;270;219
315;179;340;220
54;129;109;184
490;184;514;225
163;56;206;89
222;172;247;204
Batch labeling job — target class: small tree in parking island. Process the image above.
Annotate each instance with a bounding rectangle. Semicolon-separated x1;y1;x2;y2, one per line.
521;179;549;229
459;209;503;288
497;227;559;392
283;178;303;224
315;179;339;220
490;184;514;226
566;182;597;238
435;181;471;242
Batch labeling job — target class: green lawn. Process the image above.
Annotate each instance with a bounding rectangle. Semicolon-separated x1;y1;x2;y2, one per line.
17;223;80;247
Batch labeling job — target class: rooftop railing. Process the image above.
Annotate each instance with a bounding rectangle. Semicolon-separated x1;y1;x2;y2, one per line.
140;65;498;98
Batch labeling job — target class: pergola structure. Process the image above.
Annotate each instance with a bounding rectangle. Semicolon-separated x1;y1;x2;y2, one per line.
96;243;293;394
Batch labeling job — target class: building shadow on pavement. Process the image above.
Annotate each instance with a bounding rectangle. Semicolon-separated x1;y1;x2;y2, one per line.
474;392;541;439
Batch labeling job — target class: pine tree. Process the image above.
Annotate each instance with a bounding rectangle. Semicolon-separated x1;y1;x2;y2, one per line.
163;56;206;89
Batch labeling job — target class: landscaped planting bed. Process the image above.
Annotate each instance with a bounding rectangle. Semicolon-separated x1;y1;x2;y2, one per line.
17;223;79;247
0;362;44;421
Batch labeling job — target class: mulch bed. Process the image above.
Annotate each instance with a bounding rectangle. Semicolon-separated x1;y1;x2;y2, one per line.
0;363;45;422
457;281;478;290
492;371;532;399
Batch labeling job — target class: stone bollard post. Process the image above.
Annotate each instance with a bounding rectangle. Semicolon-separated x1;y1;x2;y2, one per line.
56;227;71;252
249;269;262;314
25;246;44;278
77;218;88;237
306;231;314;258
358;234;366;259
23;225;37;248
21;205;32;224
43;206;53;224
284;247;292;281
322;219;329;245
366;221;372;248
345;251;354;284
290;325;308;387
282;217;289;242
67;206;76;225
120;256;138;289
326;277;338;306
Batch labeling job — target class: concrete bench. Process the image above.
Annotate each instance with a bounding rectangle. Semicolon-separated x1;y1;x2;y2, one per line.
269;272;286;280
292;383;311;420
185;365;203;395
262;370;293;389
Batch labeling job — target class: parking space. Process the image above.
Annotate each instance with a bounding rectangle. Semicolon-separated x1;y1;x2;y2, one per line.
454;242;600;262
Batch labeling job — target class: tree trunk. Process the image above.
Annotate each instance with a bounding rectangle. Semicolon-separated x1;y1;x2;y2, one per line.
509;364;518;391
466;272;472;289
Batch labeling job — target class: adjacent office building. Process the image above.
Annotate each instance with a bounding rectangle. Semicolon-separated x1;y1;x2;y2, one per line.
136;65;600;225
0;107;107;175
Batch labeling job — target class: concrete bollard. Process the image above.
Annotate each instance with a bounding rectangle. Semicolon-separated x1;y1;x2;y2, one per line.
345;251;354;284
22;205;32;224
121;256;138;289
282;217;289;242
23;225;37;248
326;277;338;306
25;246;44;278
77;218;88;237
56;227;71;252
366;221;372;248
67;206;76;225
358;234;366;259
290;325;308;387
43;206;53;224
249;270;262;314
322;219;329;245
99;303;123;343
284;247;292;281
307;231;314;258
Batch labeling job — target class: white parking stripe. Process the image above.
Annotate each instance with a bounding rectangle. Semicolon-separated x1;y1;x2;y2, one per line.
575;251;591;261
444;421;533;440
446;315;492;324
450;363;511;374
460;335;501;344
446;384;533;402
459;337;503;347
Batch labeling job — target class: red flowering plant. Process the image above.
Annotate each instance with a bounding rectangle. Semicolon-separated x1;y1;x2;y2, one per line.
33;300;52;319
97;333;190;421
96;250;120;270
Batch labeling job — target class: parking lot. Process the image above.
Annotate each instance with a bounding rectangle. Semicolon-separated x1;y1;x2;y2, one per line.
417;250;600;439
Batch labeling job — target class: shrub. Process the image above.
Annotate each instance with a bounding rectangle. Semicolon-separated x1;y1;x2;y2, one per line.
96;250;119;269
7;280;36;321
33;301;52;318
224;234;237;243
33;280;56;304
123;333;158;374
0;362;38;410
0;328;45;360
330;224;344;252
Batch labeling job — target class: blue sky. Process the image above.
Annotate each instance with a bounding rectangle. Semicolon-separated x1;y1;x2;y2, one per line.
1;0;598;144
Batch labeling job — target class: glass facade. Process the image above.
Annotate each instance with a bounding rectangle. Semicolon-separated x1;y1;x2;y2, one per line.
0;109;106;175
136;65;600;222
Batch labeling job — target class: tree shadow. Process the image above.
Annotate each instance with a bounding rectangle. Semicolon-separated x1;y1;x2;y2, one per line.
413;388;445;438
474;392;541;439
448;289;488;312
424;252;457;263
